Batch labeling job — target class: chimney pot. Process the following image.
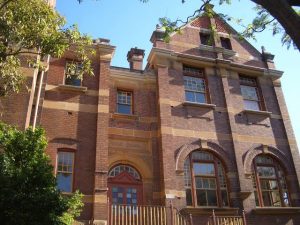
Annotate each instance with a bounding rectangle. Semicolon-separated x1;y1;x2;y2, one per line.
127;47;145;71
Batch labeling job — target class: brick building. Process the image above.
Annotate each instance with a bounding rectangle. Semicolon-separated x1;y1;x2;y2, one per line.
1;11;300;225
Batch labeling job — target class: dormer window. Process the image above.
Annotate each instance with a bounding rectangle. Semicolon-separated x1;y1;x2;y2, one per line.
220;37;232;50
65;61;83;86
200;33;213;46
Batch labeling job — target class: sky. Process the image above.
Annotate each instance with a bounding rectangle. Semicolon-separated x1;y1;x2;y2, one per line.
56;0;300;147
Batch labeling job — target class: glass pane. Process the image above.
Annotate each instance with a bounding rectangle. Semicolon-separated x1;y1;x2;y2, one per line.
271;191;281;207
184;159;191;187
117;104;131;114
193;163;215;176
255;155;273;164
207;190;217;206
196;190;207;206
195;92;206;103
185;91;195;102
109;165;140;180
244;100;260;111
186;189;192;206
262;191;272;206
254;191;259;206
241;85;259;101
282;191;290;206
57;173;72;192
221;190;229;206
257;166;276;178
192;151;213;161
184;76;205;92
65;75;81;86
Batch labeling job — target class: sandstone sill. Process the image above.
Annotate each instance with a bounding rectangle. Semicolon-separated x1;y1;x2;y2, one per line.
243;109;272;116
182;207;239;215
183;102;216;109
111;113;139;121
58;84;87;93
252;207;300;215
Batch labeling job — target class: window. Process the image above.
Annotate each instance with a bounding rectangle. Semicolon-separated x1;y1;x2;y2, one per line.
108;165;142;205
184;151;229;207
64;61;82;86
220;37;232;50
240;76;263;111
117;90;133;114
183;67;208;104
200;33;213;46
56;151;74;193
253;155;290;207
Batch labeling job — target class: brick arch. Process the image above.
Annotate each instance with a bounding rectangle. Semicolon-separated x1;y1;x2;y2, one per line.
243;144;293;174
175;139;232;173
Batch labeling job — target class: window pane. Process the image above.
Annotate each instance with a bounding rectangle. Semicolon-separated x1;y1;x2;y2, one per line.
185;91;195;102
65;75;81;86
196;190;207;206
241;85;259;101
282;191;290;206
184;159;191;187
117;104;131;114
271;191;281;207
221;190;229;206
257;166;276;178
262;191;272;206
195;92;206;103
186;189;192;206
193;163;215;176
207;190;218;206
57;173;72;192
192;151;213;161
244;100;260;111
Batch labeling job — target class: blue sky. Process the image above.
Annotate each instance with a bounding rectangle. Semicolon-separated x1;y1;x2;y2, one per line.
56;0;300;146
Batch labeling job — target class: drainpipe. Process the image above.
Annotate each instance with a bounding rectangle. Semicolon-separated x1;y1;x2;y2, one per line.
32;55;50;129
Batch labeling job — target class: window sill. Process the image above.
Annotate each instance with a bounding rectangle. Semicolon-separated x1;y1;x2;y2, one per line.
183;102;216;109
111;113;138;121
58;84;87;92
252;207;300;215
243;109;272;116
181;207;239;215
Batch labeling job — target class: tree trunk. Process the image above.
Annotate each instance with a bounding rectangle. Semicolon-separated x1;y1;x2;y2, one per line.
252;0;300;50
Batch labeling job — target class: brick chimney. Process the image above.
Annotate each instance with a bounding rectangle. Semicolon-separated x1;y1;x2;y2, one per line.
127;47;145;70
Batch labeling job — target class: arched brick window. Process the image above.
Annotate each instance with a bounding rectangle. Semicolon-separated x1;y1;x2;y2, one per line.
252;155;290;207
108;164;142;205
184;151;229;207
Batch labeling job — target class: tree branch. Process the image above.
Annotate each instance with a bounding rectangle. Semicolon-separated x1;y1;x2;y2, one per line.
0;0;14;11
288;0;300;6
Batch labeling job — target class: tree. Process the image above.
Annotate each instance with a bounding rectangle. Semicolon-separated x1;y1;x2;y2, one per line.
0;123;83;225
0;0;94;96
156;0;300;50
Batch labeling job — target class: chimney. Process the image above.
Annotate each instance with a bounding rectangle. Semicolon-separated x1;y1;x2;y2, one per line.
127;47;145;70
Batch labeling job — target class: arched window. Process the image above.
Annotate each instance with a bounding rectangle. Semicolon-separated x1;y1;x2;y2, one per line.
252;155;290;207
184;151;229;207
108;164;142;205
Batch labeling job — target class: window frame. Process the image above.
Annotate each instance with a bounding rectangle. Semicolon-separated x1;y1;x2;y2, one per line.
183;66;210;104
116;89;134;115
220;37;232;50
185;151;230;208
239;75;265;111
64;60;83;87
200;33;213;46
253;155;291;207
56;150;75;193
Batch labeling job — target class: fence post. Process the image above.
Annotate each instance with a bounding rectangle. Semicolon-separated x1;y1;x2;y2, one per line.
242;210;247;225
212;210;216;225
189;214;193;225
107;198;110;225
170;201;174;225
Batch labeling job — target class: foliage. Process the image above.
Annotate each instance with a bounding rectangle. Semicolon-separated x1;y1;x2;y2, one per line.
154;0;300;49
0;123;83;225
0;0;95;96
